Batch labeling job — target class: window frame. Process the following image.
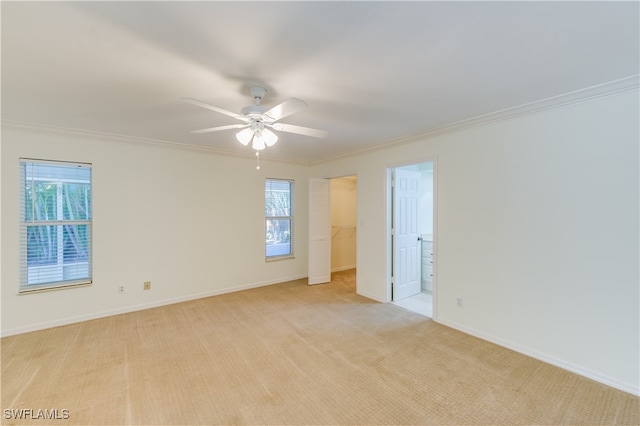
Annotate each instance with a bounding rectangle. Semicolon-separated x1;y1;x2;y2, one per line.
19;158;93;293
265;178;294;261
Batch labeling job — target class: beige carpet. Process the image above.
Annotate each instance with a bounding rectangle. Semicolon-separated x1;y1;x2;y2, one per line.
2;270;638;425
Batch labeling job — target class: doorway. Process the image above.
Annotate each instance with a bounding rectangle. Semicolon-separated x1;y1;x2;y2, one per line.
308;175;358;289
330;176;357;274
388;162;434;318
329;176;357;292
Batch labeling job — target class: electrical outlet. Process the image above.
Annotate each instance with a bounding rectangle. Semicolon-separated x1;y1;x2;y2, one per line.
119;285;125;294
456;297;463;308
144;281;151;290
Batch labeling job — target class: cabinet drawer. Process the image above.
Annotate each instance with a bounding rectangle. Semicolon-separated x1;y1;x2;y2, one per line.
421;244;433;259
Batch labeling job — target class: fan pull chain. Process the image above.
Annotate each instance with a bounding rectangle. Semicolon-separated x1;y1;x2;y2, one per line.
255;151;261;170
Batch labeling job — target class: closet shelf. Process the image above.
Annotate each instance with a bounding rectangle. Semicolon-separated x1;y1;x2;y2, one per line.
331;226;357;239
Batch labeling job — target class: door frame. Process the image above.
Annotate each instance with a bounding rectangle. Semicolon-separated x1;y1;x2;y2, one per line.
386;157;438;318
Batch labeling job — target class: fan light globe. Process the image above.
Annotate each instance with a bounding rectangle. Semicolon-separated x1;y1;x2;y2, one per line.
252;132;266;151
263;129;278;147
235;128;253;146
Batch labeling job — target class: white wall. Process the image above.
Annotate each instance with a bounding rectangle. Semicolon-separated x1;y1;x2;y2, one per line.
310;89;639;395
330;177;357;271
1;125;311;336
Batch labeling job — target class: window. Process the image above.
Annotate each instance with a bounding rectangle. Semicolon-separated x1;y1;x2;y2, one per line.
19;159;92;292
265;179;294;260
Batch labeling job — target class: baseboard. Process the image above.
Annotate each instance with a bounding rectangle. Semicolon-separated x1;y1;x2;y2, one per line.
331;264;356;273
0;274;307;337
434;317;640;397
357;289;386;303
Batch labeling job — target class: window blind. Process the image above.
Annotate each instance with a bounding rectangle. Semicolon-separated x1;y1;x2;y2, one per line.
265;179;294;259
19;159;93;292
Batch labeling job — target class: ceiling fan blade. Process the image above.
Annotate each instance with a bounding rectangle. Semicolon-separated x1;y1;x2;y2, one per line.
183;98;245;120
264;98;308;121
270;123;328;139
191;124;249;134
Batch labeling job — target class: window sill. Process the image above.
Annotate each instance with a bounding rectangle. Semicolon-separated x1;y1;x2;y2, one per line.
19;281;92;295
265;255;295;263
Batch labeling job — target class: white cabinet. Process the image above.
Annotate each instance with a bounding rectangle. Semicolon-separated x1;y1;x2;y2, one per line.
421;236;433;292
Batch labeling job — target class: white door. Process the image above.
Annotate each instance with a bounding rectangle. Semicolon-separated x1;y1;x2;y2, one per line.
308;178;331;285
392;169;421;301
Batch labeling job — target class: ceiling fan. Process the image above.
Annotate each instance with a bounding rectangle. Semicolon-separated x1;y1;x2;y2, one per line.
185;86;328;153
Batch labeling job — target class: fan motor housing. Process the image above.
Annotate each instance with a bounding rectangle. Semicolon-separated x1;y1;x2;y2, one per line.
241;105;268;119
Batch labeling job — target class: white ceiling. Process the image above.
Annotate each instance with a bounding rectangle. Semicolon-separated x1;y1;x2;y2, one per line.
2;1;638;164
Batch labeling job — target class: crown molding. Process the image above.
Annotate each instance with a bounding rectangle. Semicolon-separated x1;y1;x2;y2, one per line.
0;120;310;166
310;74;640;166
3;75;638;168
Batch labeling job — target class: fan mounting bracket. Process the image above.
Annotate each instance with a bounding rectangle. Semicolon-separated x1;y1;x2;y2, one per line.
250;86;267;102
